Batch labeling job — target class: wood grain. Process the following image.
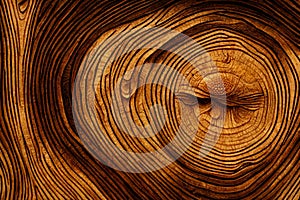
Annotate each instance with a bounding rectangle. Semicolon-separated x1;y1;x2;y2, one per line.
1;0;299;199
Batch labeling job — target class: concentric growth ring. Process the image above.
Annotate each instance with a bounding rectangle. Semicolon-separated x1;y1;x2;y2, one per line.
72;27;227;173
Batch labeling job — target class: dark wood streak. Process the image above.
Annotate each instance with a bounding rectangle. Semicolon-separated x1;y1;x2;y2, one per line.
0;0;299;199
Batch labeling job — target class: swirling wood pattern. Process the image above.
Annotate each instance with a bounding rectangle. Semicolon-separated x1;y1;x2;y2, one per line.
1;0;299;199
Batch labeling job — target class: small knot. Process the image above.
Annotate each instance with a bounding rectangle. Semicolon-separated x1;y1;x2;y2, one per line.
203;74;238;96
17;0;29;14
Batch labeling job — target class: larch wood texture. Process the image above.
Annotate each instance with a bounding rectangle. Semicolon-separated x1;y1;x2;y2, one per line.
1;0;299;199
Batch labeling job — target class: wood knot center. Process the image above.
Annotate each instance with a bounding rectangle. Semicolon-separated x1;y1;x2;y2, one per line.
202;73;239;96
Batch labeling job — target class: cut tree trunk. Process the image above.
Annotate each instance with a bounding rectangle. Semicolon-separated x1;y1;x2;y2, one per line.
1;0;299;199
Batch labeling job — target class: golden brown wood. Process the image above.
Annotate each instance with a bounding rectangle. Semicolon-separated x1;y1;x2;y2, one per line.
1;0;299;199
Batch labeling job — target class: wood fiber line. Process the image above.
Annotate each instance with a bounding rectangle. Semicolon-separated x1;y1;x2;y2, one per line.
0;0;299;199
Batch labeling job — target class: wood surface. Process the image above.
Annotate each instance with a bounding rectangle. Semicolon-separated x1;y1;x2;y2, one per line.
1;0;299;199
